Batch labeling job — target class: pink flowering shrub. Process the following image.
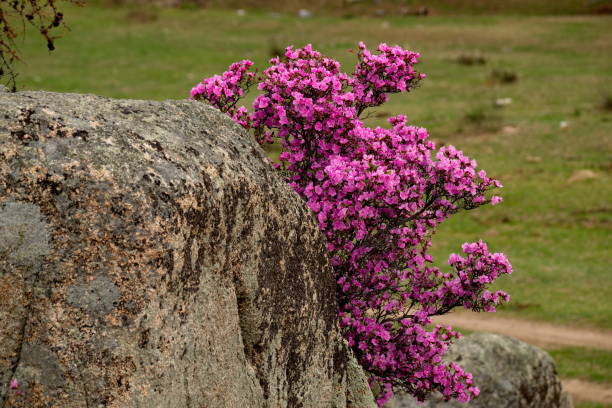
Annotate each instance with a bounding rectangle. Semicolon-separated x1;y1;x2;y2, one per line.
190;60;256;127
190;43;512;406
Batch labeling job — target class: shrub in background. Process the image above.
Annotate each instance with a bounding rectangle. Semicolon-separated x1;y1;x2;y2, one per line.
190;43;512;406
489;69;518;85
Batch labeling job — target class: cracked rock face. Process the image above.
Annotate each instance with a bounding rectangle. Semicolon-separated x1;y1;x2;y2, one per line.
389;333;573;408
0;90;375;408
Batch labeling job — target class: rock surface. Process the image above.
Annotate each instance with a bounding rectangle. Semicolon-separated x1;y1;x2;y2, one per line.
389;333;573;408
0;89;376;408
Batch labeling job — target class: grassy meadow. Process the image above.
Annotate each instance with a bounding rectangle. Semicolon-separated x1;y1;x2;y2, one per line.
8;2;612;403
14;2;610;328
549;347;612;384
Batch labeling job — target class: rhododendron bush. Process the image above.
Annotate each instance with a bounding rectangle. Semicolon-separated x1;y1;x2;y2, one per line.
189;43;512;406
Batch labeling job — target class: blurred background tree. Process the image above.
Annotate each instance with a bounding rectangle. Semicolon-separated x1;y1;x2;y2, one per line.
0;0;82;90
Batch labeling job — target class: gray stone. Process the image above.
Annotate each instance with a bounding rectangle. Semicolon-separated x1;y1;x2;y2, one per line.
66;276;122;317
0;90;376;408
18;344;67;390
0;201;50;269
389;333;573;408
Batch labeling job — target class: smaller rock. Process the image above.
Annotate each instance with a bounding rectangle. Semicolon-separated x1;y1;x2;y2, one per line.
298;9;313;18
388;333;573;408
502;125;518;135
525;155;542;163
567;169;597;183
374;8;386;17
495;97;513;107
399;6;429;16
417;6;429;16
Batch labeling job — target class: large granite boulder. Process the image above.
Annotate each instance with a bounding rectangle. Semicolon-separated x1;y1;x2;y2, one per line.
389;333;573;408
0;89;376;408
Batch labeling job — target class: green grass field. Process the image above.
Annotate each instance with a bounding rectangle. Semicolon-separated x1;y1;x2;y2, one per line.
8;1;612;395
549;347;612;384
15;2;610;329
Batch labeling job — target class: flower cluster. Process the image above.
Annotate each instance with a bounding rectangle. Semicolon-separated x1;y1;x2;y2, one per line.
190;60;257;127
190;43;511;406
353;42;425;112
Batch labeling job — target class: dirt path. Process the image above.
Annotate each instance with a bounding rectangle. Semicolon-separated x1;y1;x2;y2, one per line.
563;379;612;404
432;311;612;351
432;311;612;404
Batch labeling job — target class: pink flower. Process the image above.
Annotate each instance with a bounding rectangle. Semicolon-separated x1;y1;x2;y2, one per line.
9;378;19;389
190;43;509;407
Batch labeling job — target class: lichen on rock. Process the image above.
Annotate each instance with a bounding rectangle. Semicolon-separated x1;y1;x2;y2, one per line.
0;90;376;408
